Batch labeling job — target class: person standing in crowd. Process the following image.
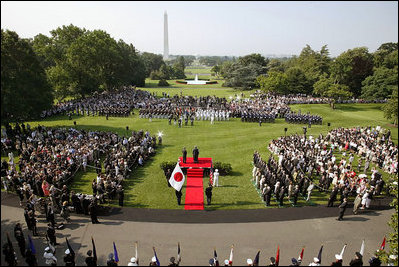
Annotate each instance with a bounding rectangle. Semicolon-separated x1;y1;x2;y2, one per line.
89;199;100;224
182;147;187;163
337;197;348;221
309;257;320;266
168;256;179;266
205;183;213;205
117;185;124;207
128;257;138;266
306;181;314;202
327;185;339;207
150;256;158;266
64;248;76;266
107;253;118;266
331;254;343;266
25;248;38;266
46;223;58;246
28;210;38;236
43;245;57;266
13;223;26;257
85;250;97;266
349;252;363;266
264;185;272;206
60;201;70;224
3;241;17;266
353;193;362;215
292;185;300;206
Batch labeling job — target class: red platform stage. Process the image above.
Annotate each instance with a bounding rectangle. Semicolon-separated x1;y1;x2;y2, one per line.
179;157;212;210
178;157;213;169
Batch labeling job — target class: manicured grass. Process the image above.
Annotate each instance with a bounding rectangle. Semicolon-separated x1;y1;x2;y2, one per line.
9;101;396;210
139;80;255;98
185;67;212;75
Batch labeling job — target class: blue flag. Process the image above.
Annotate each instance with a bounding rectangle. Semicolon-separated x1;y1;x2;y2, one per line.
153;247;160;266
113;242;119;263
28;235;36;255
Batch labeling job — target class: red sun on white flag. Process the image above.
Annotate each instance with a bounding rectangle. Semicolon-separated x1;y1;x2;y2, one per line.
174;172;183;182
169;163;185;191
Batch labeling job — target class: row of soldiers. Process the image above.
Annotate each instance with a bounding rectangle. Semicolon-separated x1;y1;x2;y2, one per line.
284;112;323;125
139;108;176;119
241;111;276;123
195;109;230;121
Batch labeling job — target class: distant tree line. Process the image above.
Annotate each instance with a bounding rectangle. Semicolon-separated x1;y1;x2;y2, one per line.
1;24;397;125
214;43;397;124
1;25;188;123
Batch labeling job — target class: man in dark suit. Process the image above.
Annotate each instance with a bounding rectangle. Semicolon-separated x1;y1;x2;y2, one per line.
182;147;187;163
47;223;58;246
193;146;199;163
337;197;348;221
327;185;339;207
116;185;124;207
175;189;182;205
89;200;100;224
205;183;213;205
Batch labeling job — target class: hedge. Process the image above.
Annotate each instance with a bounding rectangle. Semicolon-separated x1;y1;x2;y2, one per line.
160;161;232;176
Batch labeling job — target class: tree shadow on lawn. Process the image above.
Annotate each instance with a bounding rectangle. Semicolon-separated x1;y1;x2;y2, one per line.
334;104;383;112
228;171;243;176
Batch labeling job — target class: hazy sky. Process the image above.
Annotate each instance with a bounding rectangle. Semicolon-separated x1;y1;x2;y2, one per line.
1;1;398;57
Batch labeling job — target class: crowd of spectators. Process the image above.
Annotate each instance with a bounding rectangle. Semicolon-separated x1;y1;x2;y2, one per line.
1;123;157;229
253;126;397;207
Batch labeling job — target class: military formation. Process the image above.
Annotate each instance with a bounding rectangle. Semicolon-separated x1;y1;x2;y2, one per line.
284;111;323;125
39;88;332;124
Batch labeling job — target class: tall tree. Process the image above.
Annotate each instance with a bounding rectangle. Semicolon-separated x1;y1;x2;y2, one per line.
172;56;186;79
330;47;373;97
285;67;312;94
382;86;398;126
257;71;288;94
222;54;268;89
1;29;53;123
373;42;398;68
313;75;352;100
117;40;146;87
140;52;165;77
361;67;397;100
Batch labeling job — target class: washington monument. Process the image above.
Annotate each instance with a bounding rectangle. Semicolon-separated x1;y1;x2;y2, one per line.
163;11;169;60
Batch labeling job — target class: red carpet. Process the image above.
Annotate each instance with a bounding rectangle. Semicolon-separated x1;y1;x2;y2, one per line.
179;157;213;168
184;168;204;210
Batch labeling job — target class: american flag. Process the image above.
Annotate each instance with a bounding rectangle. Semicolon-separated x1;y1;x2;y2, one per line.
210;165;214;185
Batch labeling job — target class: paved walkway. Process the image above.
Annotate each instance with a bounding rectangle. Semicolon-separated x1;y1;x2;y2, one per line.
1;192;394;266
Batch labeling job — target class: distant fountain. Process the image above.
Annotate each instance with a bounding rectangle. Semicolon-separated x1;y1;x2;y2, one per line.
186;74;207;85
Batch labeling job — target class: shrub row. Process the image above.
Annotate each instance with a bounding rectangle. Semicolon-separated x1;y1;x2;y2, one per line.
160;161;232;176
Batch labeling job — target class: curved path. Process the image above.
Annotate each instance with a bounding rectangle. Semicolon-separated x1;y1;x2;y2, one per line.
1;192;392;223
1;194;393;266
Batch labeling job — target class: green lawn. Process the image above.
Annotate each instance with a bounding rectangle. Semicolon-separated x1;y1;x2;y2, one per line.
185;67;212;75
139;79;255;98
7;101;396;210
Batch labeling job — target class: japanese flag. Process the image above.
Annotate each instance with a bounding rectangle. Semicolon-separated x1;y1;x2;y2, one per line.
169;163;185;191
